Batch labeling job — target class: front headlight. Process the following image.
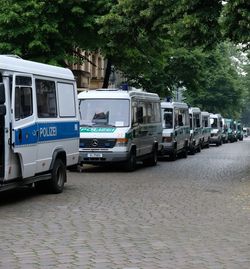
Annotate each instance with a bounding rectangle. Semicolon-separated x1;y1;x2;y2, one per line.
116;138;129;147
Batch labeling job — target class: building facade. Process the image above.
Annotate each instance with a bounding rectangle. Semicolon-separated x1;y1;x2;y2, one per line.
70;49;105;91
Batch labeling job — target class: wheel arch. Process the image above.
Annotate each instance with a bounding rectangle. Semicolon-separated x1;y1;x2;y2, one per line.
50;148;66;171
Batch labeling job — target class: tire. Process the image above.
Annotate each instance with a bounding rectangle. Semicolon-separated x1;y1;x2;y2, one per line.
124;150;136;172
143;147;157;166
196;144;201;153
35;159;66;194
49;159;66;193
189;145;195;155
181;147;188;158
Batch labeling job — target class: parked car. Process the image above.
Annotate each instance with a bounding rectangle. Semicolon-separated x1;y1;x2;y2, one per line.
201;111;211;148
160;101;190;160
189;107;203;154
78;88;162;171
222;118;229;143
224;118;237;142
243;127;248;137
236;121;243;141
209;113;223;146
0;55;80;193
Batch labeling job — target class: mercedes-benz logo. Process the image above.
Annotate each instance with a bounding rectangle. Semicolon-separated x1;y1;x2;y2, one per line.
91;139;98;147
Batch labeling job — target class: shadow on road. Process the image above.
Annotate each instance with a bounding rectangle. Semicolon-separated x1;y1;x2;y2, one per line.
0;186;38;206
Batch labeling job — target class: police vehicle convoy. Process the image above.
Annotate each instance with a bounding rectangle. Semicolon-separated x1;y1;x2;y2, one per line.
0;55;79;193
78;88;162;171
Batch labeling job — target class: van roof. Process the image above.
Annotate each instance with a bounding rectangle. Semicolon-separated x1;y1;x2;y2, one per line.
210;113;222;118
78;89;160;100
0;55;74;80
201;111;210;116
161;101;188;109
189;107;201;113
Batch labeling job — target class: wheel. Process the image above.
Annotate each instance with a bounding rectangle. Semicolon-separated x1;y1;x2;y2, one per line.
35;158;66;194
189;145;195;155
196;144;201;153
124;150;136;172
49;159;66;193
181;147;188;158
143;147;157;166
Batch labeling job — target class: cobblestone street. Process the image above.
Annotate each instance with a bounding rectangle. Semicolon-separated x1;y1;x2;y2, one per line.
0;139;250;269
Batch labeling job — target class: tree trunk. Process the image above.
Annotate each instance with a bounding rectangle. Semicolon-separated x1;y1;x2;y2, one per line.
102;59;112;88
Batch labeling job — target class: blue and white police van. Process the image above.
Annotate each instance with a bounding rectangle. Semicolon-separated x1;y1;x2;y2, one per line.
0;55;79;193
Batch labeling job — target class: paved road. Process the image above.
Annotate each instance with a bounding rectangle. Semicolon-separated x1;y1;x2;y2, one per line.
0;139;250;269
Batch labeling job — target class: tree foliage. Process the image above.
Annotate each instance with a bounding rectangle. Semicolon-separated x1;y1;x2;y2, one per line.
0;0;111;65
0;0;249;117
221;0;250;50
184;43;246;118
98;0;223;95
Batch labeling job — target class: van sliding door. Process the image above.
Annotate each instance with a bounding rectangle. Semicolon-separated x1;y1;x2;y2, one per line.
11;74;38;178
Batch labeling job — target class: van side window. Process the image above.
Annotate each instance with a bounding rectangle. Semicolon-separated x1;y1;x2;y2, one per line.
139;101;147;123
174;109;179;127
152;102;161;123
15;76;33;120
203;117;208;127
57;83;76;117
36;79;57;118
132;101;138;125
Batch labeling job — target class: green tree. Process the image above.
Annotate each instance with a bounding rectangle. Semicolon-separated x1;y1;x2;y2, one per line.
0;0;111;65
184;43;244;117
221;0;250;50
98;0;223;94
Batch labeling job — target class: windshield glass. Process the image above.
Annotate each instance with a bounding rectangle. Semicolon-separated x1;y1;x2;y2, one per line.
79;99;130;127
163;108;173;128
210;118;218;128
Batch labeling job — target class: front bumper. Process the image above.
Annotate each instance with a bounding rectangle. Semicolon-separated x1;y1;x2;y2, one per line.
79;150;130;164
209;135;220;144
159;142;175;155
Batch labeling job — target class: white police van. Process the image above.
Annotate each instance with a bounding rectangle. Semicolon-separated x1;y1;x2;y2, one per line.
0;55;79;193
189;107;202;154
78;88;162;171
209;113;223;146
160;101;190;160
201;111;211;148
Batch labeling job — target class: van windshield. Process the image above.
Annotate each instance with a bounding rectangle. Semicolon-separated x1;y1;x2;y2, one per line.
163;108;173;128
79;99;130;127
210;118;218;129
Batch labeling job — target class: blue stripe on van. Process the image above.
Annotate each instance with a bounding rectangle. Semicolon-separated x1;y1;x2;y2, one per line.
15;121;79;146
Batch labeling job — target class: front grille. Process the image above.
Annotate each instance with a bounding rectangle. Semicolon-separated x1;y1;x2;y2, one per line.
80;138;116;148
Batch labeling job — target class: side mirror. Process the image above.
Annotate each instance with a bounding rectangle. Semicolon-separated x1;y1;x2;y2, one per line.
0;83;5;104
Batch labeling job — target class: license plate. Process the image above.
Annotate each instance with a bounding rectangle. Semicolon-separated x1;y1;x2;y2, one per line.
87;153;103;158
